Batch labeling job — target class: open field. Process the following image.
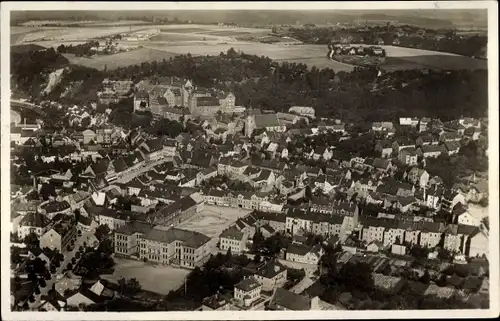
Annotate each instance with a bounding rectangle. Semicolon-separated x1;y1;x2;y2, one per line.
177;205;252;239
62;48;179;70
101;257;189;295
12;24;487;72
11;25;151;44
150;32;216;42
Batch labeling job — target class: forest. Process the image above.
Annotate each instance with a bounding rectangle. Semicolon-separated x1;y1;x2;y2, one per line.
11;47;488;124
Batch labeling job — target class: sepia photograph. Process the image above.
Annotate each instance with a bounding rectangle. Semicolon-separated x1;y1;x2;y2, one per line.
1;1;498;320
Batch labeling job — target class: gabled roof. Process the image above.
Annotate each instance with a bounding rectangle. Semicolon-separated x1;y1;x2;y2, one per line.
268;288;311;310
254;114;281;128
234;277;261;292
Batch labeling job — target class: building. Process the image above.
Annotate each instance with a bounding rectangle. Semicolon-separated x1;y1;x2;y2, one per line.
253;259;287;292
289;106;315;118
407;167;429;188
201;293;231;311
219;227;248;255
245;114;286;137
39;221;77;252
233;277;262;308
133;90;150;112
399;147;418;166
138;227;211;269
114;221;154;257
285;243;323;265
17;212;49;239
267;288;312;310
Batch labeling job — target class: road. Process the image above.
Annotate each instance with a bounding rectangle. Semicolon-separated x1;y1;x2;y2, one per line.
290;268;316;294
29;228;100;310
115;156;174;184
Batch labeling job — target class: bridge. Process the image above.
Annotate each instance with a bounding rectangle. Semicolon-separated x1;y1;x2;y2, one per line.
10;100;47;118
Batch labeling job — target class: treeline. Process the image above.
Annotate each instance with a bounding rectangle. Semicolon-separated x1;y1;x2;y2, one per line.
12;48;488;124
289;26;487;58
56;40;100;57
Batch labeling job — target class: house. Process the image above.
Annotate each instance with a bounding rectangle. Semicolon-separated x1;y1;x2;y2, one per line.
82;129;96;145
453;204;480;226
254;259;287;292
219;227;248;255
289;106;315;118
39;221;77;253
375;139;394;158
367;240;384;253
233;277;262;308
17;212;49;239
38;293;67;311
267;288;312;311
464;127;481;141
407;167;429;188
201;293;231;311
441;190;466;213
310;146;333;161
285;243;323;265
393;138;416;153
440;132;462;143
372;122;394;133
416;134;438;147
417;144;444;158
398;147;418;166
444;141;461;155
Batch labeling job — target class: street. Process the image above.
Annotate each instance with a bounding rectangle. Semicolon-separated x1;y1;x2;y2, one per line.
115;157;174;184
29;228;100;310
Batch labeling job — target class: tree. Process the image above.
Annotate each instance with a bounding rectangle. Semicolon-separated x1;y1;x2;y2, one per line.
39;183;57;200
39;278;47;287
226;247;232;259
95;224;111;241
74;209;81;223
34;286;41;295
253;254;262;263
24;232;40;249
420;269;431;284
118;277;142;297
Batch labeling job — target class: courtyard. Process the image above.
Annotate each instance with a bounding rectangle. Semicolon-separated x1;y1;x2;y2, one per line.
177;205;252;239
176;205;252;252
101;257;190;295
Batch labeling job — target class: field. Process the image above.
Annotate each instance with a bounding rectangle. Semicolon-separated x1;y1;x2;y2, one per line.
101;257;190;295
149;32;215;42
62;48;179;70
11;24;488;72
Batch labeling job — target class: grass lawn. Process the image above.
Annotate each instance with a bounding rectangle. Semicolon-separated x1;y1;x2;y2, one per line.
101;257;190;295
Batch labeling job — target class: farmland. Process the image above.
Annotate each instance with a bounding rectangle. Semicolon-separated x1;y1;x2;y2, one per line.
11;24;487;72
62;48;179;70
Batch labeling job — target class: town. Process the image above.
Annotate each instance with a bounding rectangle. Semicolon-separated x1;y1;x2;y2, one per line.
7;7;491;314
10;72;489;312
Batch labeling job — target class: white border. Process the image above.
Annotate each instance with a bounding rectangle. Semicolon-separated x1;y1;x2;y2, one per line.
1;1;498;320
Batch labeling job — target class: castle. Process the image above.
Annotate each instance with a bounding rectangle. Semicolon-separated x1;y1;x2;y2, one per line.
133;77;240;120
